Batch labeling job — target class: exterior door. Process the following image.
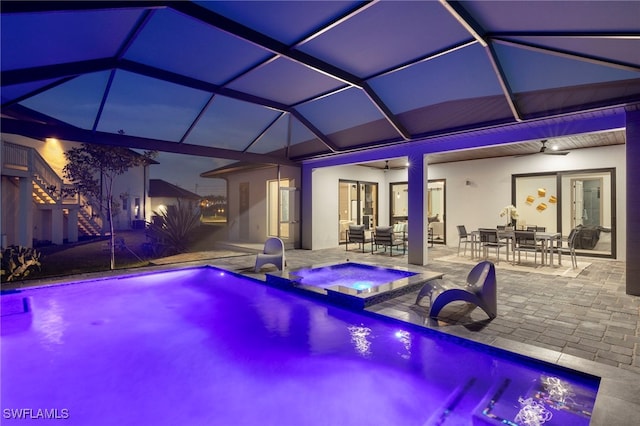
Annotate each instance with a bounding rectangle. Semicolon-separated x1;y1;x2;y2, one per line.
268;178;294;239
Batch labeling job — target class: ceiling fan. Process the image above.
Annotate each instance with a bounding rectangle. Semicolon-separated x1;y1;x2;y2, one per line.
518;140;570;157
382;160;407;171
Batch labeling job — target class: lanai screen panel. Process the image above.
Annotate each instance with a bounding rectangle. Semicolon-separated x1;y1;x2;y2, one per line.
185;96;282;151
19;72;111;130
97;71;211;142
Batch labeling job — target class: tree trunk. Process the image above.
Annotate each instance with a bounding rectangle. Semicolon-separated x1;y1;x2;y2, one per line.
106;178;115;270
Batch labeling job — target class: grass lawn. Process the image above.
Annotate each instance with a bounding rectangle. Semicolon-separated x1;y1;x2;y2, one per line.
3;225;224;286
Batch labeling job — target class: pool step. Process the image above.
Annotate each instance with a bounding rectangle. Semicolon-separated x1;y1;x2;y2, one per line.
472;375;595;425
423;374;596;425
424;377;479;425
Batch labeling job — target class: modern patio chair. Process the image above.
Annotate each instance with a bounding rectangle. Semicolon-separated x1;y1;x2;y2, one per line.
372;226;405;256
513;230;542;265
346;224;370;253
254;237;285;272
416;260;497;319
479;228;507;264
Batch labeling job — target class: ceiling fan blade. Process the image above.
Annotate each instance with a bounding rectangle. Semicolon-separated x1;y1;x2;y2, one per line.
544;151;570;156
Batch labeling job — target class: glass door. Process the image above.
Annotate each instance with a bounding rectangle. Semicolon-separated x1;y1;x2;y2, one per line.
390;182;408;225
338;180;378;243
428;179;446;244
513;168;615;258
268;178;295;239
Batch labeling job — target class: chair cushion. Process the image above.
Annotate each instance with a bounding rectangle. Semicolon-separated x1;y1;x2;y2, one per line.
376;226;393;234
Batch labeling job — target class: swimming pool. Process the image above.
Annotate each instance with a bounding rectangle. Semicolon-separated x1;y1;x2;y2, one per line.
1;266;598;425
266;262;443;308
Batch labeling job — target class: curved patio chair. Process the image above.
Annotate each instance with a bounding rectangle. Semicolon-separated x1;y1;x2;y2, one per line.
417;260;497;319
254;237;285;272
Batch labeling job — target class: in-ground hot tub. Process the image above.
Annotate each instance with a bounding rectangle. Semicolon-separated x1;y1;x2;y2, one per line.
265;261;443;308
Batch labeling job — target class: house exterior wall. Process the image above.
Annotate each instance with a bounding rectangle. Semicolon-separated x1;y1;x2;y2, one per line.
110;165;146;231
223;165;300;245
309;145;626;260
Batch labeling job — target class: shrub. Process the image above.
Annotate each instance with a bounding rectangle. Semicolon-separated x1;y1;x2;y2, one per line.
1;246;42;283
146;201;201;255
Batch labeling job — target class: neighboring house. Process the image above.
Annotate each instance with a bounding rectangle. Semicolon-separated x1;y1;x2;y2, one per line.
1;136;152;248
148;179;201;221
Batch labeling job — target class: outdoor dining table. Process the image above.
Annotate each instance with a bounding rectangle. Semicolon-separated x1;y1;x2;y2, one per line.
470;229;562;266
498;230;562;266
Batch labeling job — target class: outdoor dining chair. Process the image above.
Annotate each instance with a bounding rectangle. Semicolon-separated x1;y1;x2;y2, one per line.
479;228;508;264
456;225;479;257
513;230;542;265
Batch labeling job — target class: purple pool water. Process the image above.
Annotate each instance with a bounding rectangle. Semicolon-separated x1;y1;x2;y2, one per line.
1;266;598;425
290;262;416;290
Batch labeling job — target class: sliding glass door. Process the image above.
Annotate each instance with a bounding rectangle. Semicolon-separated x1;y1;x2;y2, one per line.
390;180;446;244
390;182;408;225
428;180;446;244
513;168;615;258
338;180;378;243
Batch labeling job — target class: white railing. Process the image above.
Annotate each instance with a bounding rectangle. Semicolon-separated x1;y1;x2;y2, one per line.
2;141;30;171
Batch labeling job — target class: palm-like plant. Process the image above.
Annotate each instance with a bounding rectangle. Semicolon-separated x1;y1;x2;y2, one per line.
146;200;201;255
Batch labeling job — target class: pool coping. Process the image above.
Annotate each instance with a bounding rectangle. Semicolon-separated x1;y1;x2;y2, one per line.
264;261;444;309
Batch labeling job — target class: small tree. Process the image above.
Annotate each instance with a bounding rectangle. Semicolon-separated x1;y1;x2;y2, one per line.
63;144;156;270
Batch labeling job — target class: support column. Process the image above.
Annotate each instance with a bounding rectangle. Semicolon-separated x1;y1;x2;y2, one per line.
18;176;33;247
67;208;79;243
51;207;64;245
626;107;640;295
0;140;3;248
407;153;428;265
300;164;313;250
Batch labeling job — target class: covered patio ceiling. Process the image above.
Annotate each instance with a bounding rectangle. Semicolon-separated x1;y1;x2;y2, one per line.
2;1;639;168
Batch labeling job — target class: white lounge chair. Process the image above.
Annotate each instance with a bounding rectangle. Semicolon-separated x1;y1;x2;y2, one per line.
254;237;285;272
